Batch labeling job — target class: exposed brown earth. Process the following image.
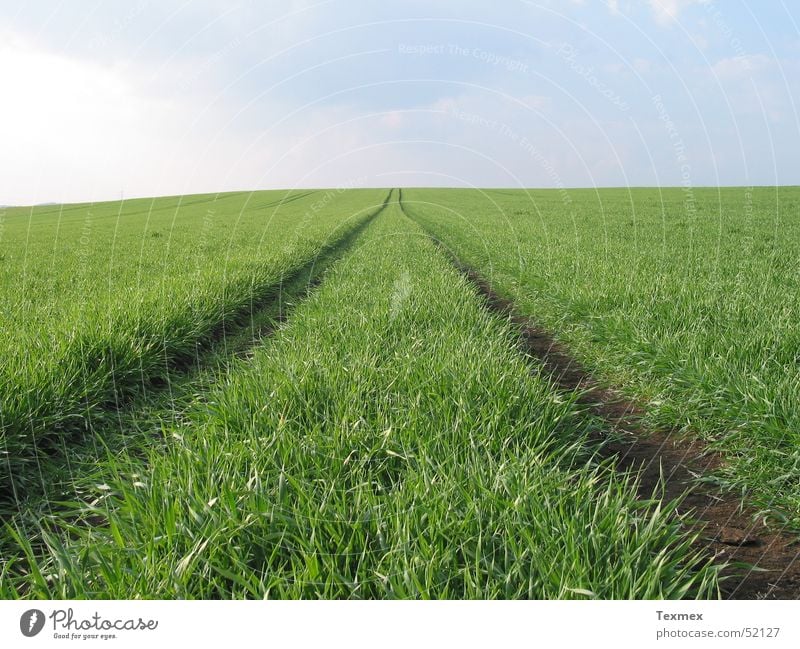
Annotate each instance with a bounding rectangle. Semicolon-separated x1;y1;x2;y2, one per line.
462;267;800;599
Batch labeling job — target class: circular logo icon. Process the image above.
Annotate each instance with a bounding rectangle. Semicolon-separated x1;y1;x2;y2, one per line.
20;609;45;637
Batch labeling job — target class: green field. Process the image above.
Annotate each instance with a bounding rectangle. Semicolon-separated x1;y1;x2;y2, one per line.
0;188;386;499
1;185;797;598
403;187;800;528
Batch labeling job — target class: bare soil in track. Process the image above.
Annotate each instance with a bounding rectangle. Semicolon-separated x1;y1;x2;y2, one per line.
1;192;393;511
372;191;799;597
461;268;800;599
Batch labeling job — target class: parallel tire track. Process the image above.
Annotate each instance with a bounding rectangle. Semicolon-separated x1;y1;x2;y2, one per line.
397;188;800;600
1;190;394;507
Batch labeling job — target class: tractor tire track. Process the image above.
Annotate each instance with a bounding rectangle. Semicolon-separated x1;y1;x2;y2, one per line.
1;190;394;510
397;188;800;600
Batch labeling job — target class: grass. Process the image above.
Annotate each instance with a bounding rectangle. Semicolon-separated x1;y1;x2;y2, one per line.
402;186;800;529
0;194;718;598
0;188;388;502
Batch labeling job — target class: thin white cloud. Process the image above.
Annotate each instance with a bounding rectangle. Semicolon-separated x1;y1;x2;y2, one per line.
648;0;704;26
1;2;796;200
712;53;771;79
0;32;261;203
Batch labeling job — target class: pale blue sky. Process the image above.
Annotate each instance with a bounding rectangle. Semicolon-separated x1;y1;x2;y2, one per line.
1;1;798;203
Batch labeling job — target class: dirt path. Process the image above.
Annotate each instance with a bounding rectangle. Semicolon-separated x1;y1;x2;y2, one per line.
463;269;800;599
397;191;800;599
2;191;393;512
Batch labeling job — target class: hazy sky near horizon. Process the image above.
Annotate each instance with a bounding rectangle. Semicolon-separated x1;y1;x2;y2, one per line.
1;1;798;204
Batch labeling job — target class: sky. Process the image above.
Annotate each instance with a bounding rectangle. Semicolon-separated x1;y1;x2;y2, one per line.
1;0;798;204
